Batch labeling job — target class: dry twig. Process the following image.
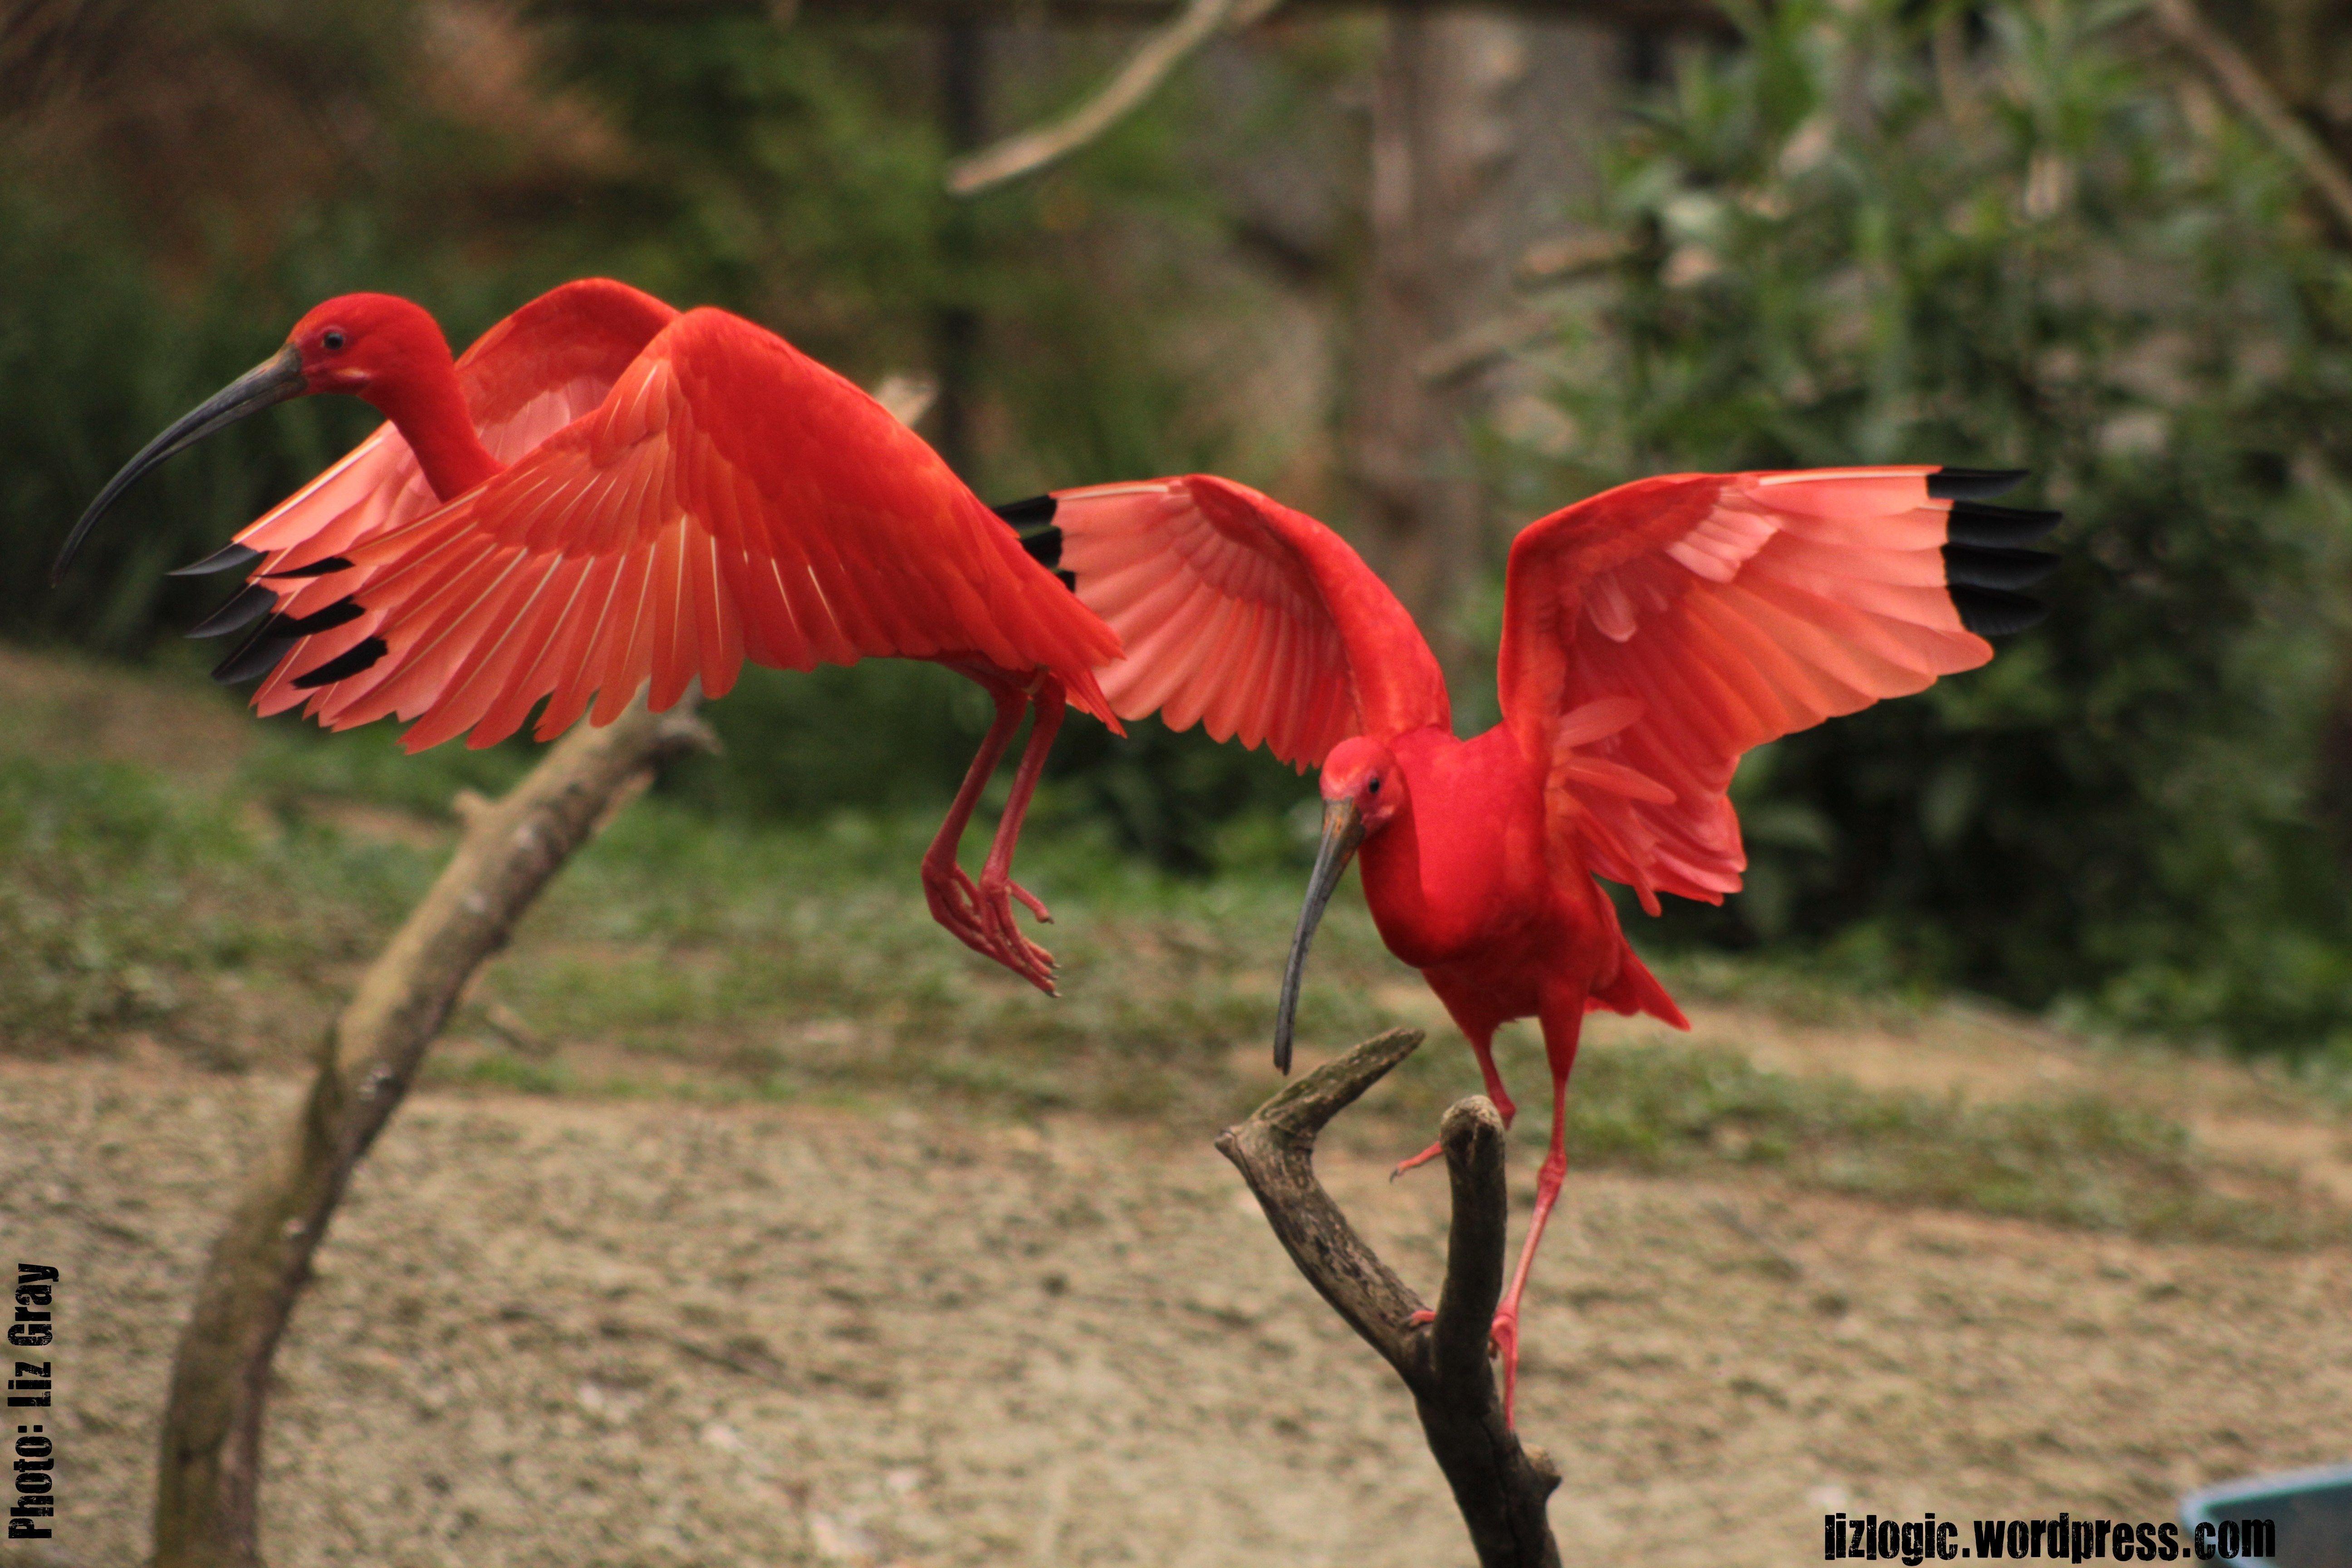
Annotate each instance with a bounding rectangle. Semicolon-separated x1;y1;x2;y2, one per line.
150;695;714;1568
2150;0;2352;240
945;0;1285;196
1216;1029;1563;1568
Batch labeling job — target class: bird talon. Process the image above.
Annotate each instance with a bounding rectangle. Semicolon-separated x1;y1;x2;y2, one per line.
1490;1310;1523;1426
1390;1138;1444;1181
924;861;1021;973
1009;880;1053;924
970;877;1060;995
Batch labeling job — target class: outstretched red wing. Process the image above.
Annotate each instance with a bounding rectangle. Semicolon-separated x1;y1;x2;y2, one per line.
1500;467;2049;912
240;279;682;714
1049;474;1449;768
279;308;1121;750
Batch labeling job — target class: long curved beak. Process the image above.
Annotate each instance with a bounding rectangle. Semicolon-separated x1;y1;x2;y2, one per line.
1273;796;1367;1075
53;344;308;585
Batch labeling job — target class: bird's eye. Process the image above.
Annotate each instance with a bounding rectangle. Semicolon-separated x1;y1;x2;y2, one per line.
1368;776;1382;794
322;330;347;352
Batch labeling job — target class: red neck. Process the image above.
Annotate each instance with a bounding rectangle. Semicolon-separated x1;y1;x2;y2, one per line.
363;352;502;502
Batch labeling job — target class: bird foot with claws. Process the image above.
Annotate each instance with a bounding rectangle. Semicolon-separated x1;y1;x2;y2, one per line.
920;857;991;953
1390;1138;1444;1181
977;873;1057;995
922;857;1057;994
1490;1308;1522;1426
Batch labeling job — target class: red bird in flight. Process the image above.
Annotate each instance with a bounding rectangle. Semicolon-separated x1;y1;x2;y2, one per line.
1003;468;2057;1416
55;279;1121;991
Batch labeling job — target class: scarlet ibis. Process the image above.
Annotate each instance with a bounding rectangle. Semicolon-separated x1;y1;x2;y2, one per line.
1008;468;2057;1415
55;279;1122;991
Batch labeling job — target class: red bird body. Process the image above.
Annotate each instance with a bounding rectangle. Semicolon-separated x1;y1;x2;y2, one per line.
1009;467;2057;1416
1362;724;1671;1039
58;279;1123;989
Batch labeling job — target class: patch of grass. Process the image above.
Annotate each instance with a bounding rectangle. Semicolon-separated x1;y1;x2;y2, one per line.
476;793;1403;1126
1550;1039;2341;1250
240;720;538;823
433;1050;575;1096
0;752;423;1054
3;673;2343;1252
1642;945;1939;1033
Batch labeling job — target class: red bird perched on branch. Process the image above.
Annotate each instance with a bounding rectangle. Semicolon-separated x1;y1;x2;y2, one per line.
998;467;2058;1417
54;279;1121;991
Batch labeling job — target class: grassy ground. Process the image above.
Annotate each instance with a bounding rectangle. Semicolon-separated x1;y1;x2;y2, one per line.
4;643;2347;1253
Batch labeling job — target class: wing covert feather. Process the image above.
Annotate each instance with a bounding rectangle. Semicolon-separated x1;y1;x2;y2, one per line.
1501;466;2035;911
277;308;1121;748
1050;475;1448;769
243;280;681;715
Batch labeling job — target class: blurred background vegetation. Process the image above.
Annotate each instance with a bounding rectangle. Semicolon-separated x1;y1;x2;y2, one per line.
6;0;2352;1063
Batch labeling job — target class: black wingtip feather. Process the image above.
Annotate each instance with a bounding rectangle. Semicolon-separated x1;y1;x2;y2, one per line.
274;598;365;637
207;598;368;684
1919;470;2060;637
1946;498;2063;549
1927;467;2029;501
263;556;353;579
211;622;293;686
291;636;388;688
1951;585;2047;636
1018;525;1065;571
1943;543;2059;592
992;494;1058;527
186;583;275;640
168;542;265;578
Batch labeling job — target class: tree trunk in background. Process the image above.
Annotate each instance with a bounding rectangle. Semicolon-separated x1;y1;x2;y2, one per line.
934;19;986;479
1345;8;1528;695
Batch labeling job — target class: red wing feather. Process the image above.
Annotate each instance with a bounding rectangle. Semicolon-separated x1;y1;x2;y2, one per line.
245;280;681;717
1502;467;2025;912
287;308;1121;748
1051;475;1448;768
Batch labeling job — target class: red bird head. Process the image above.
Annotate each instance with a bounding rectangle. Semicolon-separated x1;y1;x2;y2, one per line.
1318;735;1406;834
53;292;463;583
1272;735;1406;1075
285;294;453;399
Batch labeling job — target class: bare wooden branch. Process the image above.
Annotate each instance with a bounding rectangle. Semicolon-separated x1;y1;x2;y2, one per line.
1414;234;1636;384
1516;229;1633;283
1217;1028;1430;1356
1417;304;1556;385
945;0;1285;196
1215;1029;1563;1568
150;695;714;1568
2151;0;2352;240
1421;1098;1560;1568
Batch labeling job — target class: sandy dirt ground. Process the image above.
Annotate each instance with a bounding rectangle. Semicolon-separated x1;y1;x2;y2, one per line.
4;1019;2351;1568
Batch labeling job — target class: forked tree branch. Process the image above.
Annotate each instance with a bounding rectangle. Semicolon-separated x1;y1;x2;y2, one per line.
1215;1029;1563;1568
151;695;715;1568
945;0;1285;196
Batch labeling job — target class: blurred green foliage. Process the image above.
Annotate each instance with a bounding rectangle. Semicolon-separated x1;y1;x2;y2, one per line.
0;2;1317;871
7;0;2352;1055
1532;0;2352;1054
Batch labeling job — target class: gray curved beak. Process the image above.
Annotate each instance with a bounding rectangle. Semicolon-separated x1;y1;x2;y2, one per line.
53;344;307;585
1273;796;1366;1075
